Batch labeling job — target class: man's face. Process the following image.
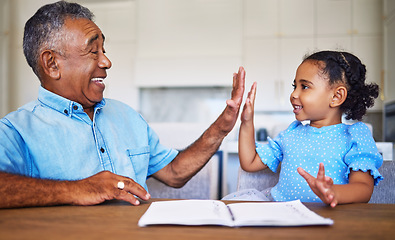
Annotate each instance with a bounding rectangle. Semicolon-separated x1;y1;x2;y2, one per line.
55;17;112;109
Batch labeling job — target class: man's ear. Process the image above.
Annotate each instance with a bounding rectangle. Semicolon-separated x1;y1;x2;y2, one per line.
330;86;347;107
40;50;61;80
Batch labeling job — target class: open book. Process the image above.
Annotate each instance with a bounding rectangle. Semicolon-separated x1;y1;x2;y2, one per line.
138;199;333;227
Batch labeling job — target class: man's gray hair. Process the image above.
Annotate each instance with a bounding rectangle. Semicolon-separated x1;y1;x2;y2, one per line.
23;1;94;77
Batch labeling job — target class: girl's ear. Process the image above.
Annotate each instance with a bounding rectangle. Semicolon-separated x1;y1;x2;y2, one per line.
331;86;347;107
40;50;61;80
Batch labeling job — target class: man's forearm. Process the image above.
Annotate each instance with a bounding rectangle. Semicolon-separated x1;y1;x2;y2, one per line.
0;170;150;208
0;172;71;208
155;109;233;188
153;66;245;188
181;116;228;168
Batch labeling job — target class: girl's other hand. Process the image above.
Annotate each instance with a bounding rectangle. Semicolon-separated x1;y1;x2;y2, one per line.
297;163;338;207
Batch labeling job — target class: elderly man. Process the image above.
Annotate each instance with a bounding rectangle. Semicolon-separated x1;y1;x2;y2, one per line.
0;1;245;208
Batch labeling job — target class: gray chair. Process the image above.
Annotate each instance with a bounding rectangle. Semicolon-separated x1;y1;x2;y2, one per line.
146;153;220;199
237;167;279;192
236;161;394;204
369;161;395;204
146;122;221;200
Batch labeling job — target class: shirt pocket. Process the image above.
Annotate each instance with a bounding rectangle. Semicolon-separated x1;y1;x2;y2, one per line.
127;146;150;184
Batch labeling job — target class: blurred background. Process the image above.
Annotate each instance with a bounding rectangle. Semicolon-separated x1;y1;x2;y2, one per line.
0;0;394;197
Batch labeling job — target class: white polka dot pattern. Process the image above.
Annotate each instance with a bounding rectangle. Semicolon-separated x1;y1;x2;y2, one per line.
255;121;383;202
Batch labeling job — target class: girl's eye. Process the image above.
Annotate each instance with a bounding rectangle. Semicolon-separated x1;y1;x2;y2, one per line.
292;84;296;89
302;84;309;90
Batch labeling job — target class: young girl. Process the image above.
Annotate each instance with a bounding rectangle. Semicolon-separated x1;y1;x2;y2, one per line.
235;50;383;207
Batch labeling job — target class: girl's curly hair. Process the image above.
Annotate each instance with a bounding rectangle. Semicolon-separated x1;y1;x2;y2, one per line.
303;51;379;121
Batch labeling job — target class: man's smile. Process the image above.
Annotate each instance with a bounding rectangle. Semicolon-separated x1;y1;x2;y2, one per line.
91;77;105;88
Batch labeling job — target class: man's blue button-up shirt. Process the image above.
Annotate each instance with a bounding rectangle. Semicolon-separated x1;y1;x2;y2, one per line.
0;87;178;190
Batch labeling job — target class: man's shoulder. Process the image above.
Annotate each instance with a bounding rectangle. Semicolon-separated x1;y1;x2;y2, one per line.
102;98;142;118
2;101;39;120
103;99;136;112
0;101;40;132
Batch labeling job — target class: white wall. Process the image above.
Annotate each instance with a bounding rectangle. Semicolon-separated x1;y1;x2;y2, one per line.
0;0;388;119
0;0;10;118
1;0;51;117
384;0;395;102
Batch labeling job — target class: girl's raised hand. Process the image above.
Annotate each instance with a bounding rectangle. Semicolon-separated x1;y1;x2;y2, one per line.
240;82;257;123
297;163;338;207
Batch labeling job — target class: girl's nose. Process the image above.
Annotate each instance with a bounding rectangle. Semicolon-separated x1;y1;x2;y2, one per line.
290;90;298;99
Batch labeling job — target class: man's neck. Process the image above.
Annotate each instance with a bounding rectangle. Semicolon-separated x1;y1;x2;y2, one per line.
84;107;95;121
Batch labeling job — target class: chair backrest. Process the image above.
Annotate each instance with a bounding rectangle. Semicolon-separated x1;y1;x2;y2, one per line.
146;153;220;199
369;161;395;204
237;167;279;192
146;122;220;200
237;161;394;204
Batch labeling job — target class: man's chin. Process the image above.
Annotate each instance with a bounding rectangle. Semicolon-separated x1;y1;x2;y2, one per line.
93;96;104;104
87;94;104;106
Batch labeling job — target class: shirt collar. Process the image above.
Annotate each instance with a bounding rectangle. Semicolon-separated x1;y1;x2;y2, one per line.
37;86;106;117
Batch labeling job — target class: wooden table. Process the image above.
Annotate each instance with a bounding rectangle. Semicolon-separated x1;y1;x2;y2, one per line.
1;199;394;240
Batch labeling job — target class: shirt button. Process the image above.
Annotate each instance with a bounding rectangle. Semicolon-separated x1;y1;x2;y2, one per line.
73;105;78;110
64;109;68;114
100;148;105;153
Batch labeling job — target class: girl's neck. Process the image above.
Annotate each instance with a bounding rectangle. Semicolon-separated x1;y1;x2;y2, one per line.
309;116;342;128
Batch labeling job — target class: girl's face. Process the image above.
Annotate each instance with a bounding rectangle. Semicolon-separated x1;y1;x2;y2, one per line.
290;60;341;128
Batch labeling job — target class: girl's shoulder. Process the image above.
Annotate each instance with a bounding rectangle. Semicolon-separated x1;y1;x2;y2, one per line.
339;122;377;151
343;121;372;136
278;121;371;138
284;120;304;132
276;120;304;137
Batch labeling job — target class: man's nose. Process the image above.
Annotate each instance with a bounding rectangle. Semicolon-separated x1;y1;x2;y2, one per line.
99;53;112;69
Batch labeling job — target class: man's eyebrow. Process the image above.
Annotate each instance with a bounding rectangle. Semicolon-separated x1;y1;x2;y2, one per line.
87;33;105;47
87;34;99;46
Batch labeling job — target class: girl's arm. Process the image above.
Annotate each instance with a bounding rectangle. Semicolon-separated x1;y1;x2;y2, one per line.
298;163;374;207
238;82;268;172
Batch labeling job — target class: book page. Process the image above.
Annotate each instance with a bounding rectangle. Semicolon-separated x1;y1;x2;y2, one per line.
228;200;333;226
138;200;234;227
